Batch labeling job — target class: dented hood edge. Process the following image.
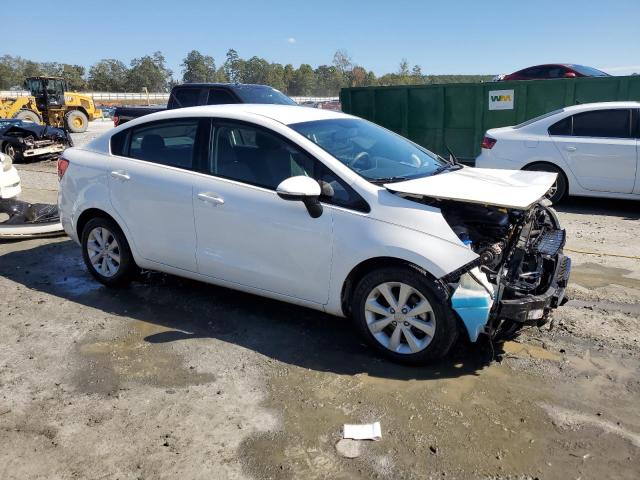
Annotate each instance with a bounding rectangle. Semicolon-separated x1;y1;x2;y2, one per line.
384;167;557;210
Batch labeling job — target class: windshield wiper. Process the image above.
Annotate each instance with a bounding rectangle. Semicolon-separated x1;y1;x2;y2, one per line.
368;176;409;185
432;163;464;175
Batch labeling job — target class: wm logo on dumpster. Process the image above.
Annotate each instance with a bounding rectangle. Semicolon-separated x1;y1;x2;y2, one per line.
488;89;514;110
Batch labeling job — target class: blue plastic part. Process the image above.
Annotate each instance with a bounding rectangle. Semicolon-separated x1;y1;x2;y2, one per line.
451;284;493;342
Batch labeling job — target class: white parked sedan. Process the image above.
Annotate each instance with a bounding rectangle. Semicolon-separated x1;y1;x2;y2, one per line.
58;105;570;364
476;101;640;203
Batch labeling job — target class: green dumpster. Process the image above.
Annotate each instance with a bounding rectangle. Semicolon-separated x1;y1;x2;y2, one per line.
340;75;640;163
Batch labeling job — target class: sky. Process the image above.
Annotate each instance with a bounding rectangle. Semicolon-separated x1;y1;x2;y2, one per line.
3;0;640;77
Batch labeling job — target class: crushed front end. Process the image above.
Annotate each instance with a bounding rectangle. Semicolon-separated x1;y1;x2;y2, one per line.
437;199;571;339
0;123;71;162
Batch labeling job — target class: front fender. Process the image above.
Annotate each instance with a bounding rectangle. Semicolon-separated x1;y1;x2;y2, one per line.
325;211;478;316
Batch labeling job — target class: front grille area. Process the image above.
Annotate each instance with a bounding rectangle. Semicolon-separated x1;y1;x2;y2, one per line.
534;229;566;256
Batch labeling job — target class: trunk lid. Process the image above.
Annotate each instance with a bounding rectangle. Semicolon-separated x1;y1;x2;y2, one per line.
385;167;556;209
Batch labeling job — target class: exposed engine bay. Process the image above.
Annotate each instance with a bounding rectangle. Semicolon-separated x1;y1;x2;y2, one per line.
0;119;72;162
404;195;571;340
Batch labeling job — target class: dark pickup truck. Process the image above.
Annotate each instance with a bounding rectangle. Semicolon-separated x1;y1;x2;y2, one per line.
113;83;297;126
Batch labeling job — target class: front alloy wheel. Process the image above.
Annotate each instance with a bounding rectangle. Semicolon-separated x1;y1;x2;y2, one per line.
352;267;458;365
364;282;436;354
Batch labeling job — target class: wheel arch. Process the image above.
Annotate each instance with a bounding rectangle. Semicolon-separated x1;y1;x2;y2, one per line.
522;160;571;193
76;207;120;241
340;256;440;317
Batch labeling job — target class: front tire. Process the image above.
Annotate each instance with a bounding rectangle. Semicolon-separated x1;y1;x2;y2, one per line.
81;217;137;287
524;163;567;204
3;142;20;162
64;110;88;133
351;267;458;365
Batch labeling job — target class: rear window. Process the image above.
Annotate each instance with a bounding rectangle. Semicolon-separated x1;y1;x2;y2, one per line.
233;86;297;105
513;109;565;129
568;65;610;77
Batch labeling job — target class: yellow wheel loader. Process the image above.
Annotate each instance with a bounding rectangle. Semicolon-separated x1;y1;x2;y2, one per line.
0;77;102;133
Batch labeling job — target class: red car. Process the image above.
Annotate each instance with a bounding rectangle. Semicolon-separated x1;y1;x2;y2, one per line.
502;64;610;81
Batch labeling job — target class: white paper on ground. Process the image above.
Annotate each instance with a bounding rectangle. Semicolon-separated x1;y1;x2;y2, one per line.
343;422;382;441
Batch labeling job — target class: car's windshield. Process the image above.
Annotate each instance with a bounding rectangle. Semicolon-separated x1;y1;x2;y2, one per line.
234;86;297;105
569;64;610;77
290;118;446;182
0;119;25;131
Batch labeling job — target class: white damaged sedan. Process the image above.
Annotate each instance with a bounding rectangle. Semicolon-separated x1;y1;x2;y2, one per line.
58;105;570;364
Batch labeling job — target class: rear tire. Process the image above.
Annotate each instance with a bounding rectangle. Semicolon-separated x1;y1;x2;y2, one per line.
81;217;137;287
64;110;88;133
14;109;41;124
524;163;567;204
351;267;458;365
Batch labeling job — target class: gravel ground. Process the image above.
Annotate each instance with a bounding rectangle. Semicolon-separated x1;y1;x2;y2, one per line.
1;121;639;479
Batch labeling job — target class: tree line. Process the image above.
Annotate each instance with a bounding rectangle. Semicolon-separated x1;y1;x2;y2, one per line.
0;49;493;95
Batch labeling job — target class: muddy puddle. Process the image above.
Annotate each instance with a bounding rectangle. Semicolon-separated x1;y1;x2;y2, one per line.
75;320;216;395
239;337;640;479
570;262;640;290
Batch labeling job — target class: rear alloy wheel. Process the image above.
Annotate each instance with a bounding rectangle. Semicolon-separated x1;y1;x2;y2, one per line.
81;217;137;287
524;163;567;204
352;267;458;365
64;110;89;133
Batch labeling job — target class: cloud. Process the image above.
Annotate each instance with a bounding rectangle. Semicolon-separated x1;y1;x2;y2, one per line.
287;37;296;44
599;65;640;75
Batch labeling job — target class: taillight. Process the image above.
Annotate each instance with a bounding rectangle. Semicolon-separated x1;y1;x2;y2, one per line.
113;115;119;127
481;136;497;149
57;157;70;180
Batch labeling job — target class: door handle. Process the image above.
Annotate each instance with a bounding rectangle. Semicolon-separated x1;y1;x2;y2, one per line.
197;192;225;205
565;146;577;152
110;170;130;181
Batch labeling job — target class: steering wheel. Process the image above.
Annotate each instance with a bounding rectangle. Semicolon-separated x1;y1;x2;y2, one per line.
348;151;370;170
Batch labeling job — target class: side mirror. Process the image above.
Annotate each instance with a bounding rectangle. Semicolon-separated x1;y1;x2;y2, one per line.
276;176;323;218
564;72;577;78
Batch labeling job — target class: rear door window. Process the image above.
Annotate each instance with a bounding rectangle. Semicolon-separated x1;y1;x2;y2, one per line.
127;119;200;169
207;89;238;105
571;109;631;138
171;88;202;108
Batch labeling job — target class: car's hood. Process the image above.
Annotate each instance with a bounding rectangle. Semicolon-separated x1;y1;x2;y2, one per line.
384;167;556;209
0;124;68;140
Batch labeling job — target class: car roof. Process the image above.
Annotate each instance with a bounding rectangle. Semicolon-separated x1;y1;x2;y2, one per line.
561;101;640;112
173;82;278;89
130;104;350;126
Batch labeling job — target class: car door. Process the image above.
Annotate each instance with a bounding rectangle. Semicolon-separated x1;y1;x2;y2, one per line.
108;118;205;271
191;120;336;304
550;108;636;193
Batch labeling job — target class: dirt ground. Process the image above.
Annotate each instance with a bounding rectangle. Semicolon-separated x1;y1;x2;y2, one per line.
1;121;639;479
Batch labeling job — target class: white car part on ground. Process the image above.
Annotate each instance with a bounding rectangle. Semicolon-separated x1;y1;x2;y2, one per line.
0;153;21;199
0;153;63;239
